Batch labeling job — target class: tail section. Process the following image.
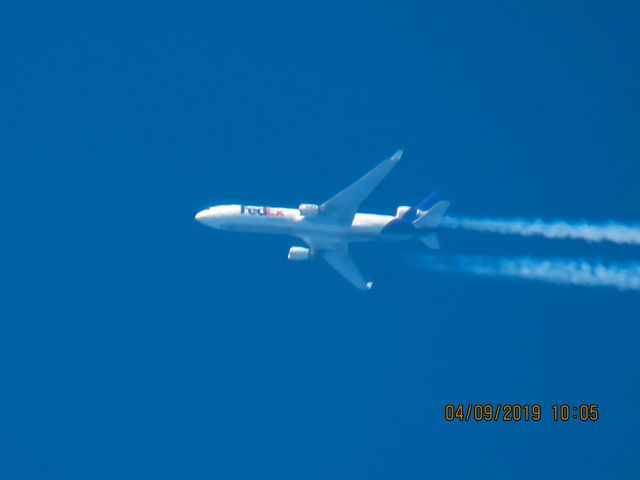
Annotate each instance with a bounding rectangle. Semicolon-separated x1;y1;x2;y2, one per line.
410;190;450;249
381;190;450;242
412;199;450;229
395;190;446;223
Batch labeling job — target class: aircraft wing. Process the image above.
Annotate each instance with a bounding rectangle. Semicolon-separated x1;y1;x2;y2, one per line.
319;150;403;225
320;242;373;291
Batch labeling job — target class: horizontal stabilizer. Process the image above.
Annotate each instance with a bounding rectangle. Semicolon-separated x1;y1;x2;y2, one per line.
413;200;450;229
421;233;440;250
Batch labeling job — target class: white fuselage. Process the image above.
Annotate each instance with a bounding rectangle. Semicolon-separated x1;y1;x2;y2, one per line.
195;204;407;243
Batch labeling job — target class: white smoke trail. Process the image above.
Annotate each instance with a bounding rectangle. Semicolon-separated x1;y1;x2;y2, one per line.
441;216;640;246
412;255;640;291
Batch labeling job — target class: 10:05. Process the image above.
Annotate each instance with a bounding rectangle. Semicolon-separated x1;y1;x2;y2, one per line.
552;404;599;421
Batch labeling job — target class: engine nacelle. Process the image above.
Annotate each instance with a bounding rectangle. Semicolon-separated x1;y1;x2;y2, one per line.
287;246;311;261
298;203;319;217
396;206;411;218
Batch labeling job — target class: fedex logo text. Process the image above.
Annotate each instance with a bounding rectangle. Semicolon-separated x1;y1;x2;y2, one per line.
240;205;266;215
240;205;285;217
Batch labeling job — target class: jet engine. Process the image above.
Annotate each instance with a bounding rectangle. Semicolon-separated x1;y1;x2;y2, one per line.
298;203;319;217
287;246;311;261
396;206;411;218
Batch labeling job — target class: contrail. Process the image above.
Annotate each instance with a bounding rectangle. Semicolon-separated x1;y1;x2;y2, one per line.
411;254;640;291
441;216;640;246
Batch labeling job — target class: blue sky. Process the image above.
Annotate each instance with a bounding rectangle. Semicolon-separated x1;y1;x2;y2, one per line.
2;1;639;478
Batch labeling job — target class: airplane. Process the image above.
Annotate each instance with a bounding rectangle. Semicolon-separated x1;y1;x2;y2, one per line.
194;150;450;290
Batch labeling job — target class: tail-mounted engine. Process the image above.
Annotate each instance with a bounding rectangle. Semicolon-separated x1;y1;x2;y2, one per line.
298;203;319;217
396;206;411;218
287;246;312;261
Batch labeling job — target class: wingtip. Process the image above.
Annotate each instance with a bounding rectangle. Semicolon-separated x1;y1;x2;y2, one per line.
390;149;403;162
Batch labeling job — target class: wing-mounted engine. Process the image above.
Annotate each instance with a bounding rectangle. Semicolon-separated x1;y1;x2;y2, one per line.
287;246;312;261
298;204;319;218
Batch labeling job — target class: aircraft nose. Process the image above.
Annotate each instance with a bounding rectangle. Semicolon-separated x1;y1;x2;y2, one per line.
195;209;208;222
